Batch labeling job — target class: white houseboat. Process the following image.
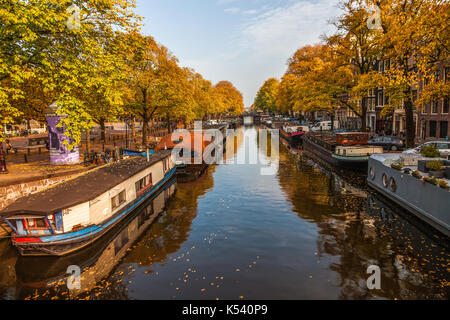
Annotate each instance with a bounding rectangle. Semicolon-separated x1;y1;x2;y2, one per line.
367;153;450;236
0;150;176;256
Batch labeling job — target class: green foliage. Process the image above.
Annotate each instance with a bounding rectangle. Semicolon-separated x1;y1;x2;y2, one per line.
424;176;438;185
438;180;448;189
412;170;422;179
426;160;444;171
421;145;440;158
391;163;403;170
254;78;280;113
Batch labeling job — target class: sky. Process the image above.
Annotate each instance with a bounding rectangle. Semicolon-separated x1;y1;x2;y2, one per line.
135;0;342;108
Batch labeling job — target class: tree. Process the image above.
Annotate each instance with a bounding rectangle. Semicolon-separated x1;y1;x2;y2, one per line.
276;74;298;114
283;44;354;123
374;0;449;147
254;78;280;113
325;0;383;130
0;0;141;147
212;81;244;117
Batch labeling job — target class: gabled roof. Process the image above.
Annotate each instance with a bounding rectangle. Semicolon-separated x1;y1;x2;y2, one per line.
0;151;171;217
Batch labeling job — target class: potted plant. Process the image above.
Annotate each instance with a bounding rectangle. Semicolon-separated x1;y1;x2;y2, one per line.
423;176;438;185
438;180;448;190
421;145;440;158
418;145;441;173
426;160;444;178
412;170;422;179
391;163;403;171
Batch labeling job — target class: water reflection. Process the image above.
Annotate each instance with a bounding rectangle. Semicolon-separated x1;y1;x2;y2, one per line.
0;126;448;300
279;146;449;299
3;179;177;300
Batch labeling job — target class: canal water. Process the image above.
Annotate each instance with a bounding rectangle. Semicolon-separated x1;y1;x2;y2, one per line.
0;126;448;300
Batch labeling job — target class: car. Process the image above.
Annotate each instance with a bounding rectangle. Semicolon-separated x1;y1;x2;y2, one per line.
367;136;404;151
310;121;340;132
403;141;450;157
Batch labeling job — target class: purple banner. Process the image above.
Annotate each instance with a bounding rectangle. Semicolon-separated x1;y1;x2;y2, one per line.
46;115;79;164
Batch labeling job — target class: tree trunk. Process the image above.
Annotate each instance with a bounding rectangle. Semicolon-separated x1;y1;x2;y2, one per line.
99;119;106;142
86;129;91;153
131;119;135;138
167;116;171;133
330;112;335;131
142;117;149;147
361;97;367;131
0;142;8;174
404;95;415;148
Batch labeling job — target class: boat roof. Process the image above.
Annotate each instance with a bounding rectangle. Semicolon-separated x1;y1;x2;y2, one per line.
0;150;172;217
335;132;368;135
154;132;212;156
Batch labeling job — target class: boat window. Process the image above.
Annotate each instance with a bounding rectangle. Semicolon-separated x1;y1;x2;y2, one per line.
390;178;397;192
369;167;376;180
136;174;153;195
111;190;126;210
24;218;49;230
382;174;388;188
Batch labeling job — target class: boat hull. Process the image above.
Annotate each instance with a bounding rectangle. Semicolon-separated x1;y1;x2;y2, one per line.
367;157;450;237
302;135;367;172
280;130;304;148
12;167;177;256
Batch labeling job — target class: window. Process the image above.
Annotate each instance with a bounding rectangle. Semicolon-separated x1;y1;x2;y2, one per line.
378;92;384;106
434;70;440;81
111;190;126;210
431;101;438;114
436;142;449;150
24;218;49;230
135;173;153;195
443;99;449;114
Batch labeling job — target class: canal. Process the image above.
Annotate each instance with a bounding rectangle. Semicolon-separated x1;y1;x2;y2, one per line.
0;126;448;300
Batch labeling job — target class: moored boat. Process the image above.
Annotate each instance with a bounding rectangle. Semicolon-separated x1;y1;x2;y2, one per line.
367;153;450;236
14;179;177;294
0;151;176;256
302;132;384;172
280;125;309;148
155;131;213;183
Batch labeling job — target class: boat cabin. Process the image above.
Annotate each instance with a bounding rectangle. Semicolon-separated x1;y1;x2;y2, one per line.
335;132;369;146
1;151;175;242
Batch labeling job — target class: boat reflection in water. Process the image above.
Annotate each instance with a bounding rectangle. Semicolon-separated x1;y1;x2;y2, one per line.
278;148;449;299
14;179;177;299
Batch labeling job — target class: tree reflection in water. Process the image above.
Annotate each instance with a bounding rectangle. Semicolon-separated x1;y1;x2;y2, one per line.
278;144;449;299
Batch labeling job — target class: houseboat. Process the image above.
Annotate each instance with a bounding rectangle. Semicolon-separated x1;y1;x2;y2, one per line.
0;150;176;256
15;180;177;294
280;125;309;148
367;153;450;237
302;132;383;172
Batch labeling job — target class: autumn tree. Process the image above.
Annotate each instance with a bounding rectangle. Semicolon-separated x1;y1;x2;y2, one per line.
324;0;383;130
276;74;298;114
373;0;450;147
284;44;353;125
212;81;244;117
254;78;280;113
0;0;141;148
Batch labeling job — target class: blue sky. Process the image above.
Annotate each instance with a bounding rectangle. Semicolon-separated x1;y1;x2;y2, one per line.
136;0;341;108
